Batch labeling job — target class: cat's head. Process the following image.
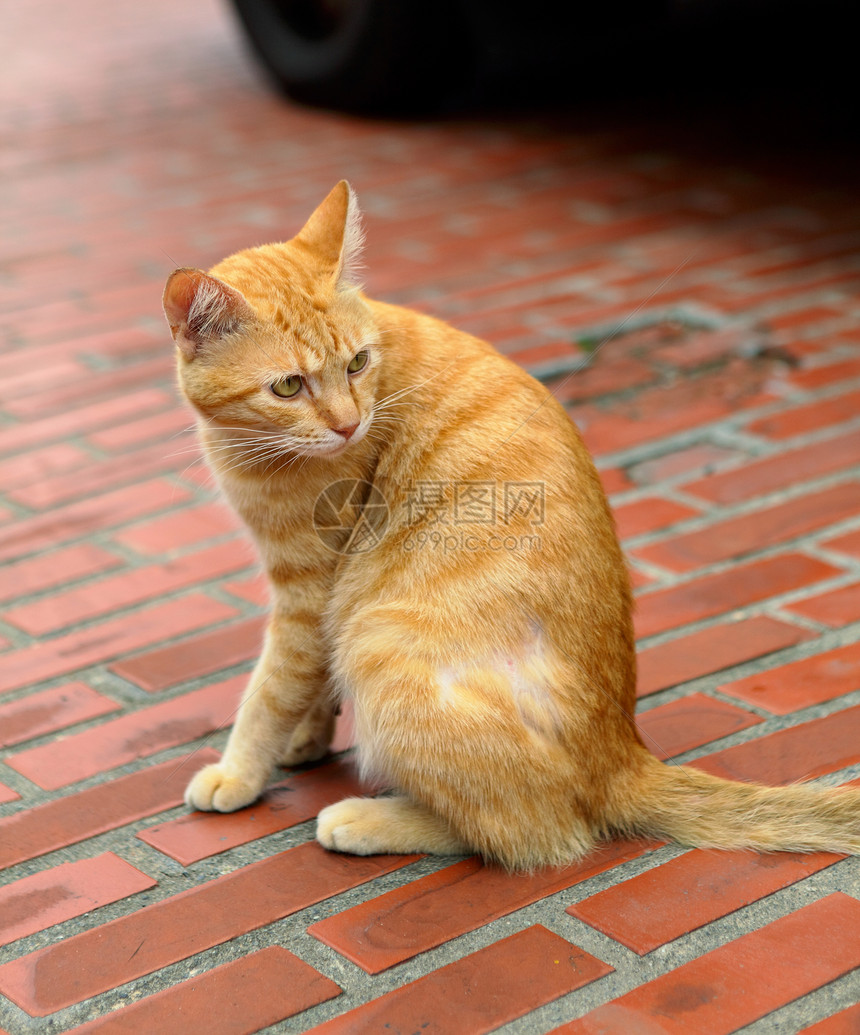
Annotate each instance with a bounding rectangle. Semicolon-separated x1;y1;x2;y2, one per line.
163;181;379;460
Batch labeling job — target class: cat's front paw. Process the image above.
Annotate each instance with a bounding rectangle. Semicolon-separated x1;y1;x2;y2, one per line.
185;763;262;812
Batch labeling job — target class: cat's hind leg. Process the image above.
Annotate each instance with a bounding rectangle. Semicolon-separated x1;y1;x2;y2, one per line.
317;795;469;856
326;612;599;869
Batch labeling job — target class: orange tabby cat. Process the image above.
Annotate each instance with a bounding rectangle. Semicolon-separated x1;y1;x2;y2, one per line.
164;181;860;870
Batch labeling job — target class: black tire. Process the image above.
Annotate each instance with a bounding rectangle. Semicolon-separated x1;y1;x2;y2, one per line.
228;0;475;114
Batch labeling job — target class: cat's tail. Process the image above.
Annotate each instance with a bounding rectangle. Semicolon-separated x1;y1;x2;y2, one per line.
610;751;860;854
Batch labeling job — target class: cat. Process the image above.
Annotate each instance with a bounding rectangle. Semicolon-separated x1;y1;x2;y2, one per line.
163;181;860;870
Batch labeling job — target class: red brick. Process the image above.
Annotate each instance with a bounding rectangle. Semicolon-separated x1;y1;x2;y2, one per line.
694;702;860;784
636;693;762;761
634;554;840;640
726;278;859;313
628;443;747;485
0;441;92;492
0;783;21;805
727;237;860;281
87;407;195;452
0;853;156;947
467;293;596;348
740;275;860;315
6;676;243;789
0;478;193;565
800;1003;860;1034
222;573;269;606
4;354;171;422
822;526;860;558
634;482;860;572
113;616;265;692
0;327;162;383
6;440;196;510
747;388;860;440
0;299;90;346
0;750;219;870
568;848;844;955
788;355;860;390
768;304;845;330
576;359;779;457
0;842;416;1017
556;894;860;1034
507;339;581;369
308;839;657;975
683;427;860;504
718;640;860;715
649;325;751;369
308;926;612;1035
783;337;847;360
0;542;120;606
598;466;634;496
5;541;252;636
0;593;238;696
0;358;89;400
636;615;814;697
0;388;173;457
579;396;730;457
0;333;97;380
0;682;121;748
180;462;217;489
66;947;341;1035
786;580;860;627
613;496;700;541
547;356;657;405
628;565;654;590
138;758;365;865
114;501;243;556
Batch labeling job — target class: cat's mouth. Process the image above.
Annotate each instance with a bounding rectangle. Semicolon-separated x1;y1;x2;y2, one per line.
314;420;368;457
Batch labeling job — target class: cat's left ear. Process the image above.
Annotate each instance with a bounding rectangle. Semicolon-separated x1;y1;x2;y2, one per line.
163;268;254;360
295;180;365;289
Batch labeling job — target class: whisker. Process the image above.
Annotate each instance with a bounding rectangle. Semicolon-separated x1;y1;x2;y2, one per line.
207;437;293;471
176;455;212;483
192;439;284;453
168;422;200;442
162;444;207;461
215;447;294;476
374;362;456;410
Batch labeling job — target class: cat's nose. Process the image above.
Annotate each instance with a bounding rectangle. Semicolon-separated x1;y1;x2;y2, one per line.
333;421;360;440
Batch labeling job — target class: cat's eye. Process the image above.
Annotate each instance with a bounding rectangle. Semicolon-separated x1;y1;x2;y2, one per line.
347;350;369;374
271;375;302;398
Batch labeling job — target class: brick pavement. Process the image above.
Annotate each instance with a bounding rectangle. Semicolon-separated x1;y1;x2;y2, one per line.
2;1;860;1032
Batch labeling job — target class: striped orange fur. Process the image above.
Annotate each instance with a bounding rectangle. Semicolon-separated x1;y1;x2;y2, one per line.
164;182;860;870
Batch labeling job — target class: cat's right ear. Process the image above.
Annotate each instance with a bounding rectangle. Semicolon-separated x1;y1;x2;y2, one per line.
163;268;253;360
295;181;364;289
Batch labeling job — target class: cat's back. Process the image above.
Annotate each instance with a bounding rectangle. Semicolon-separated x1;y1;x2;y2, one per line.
366;296;585;486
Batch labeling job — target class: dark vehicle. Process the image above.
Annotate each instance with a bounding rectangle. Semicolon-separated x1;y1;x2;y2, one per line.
227;0;855;130
226;0;655;115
